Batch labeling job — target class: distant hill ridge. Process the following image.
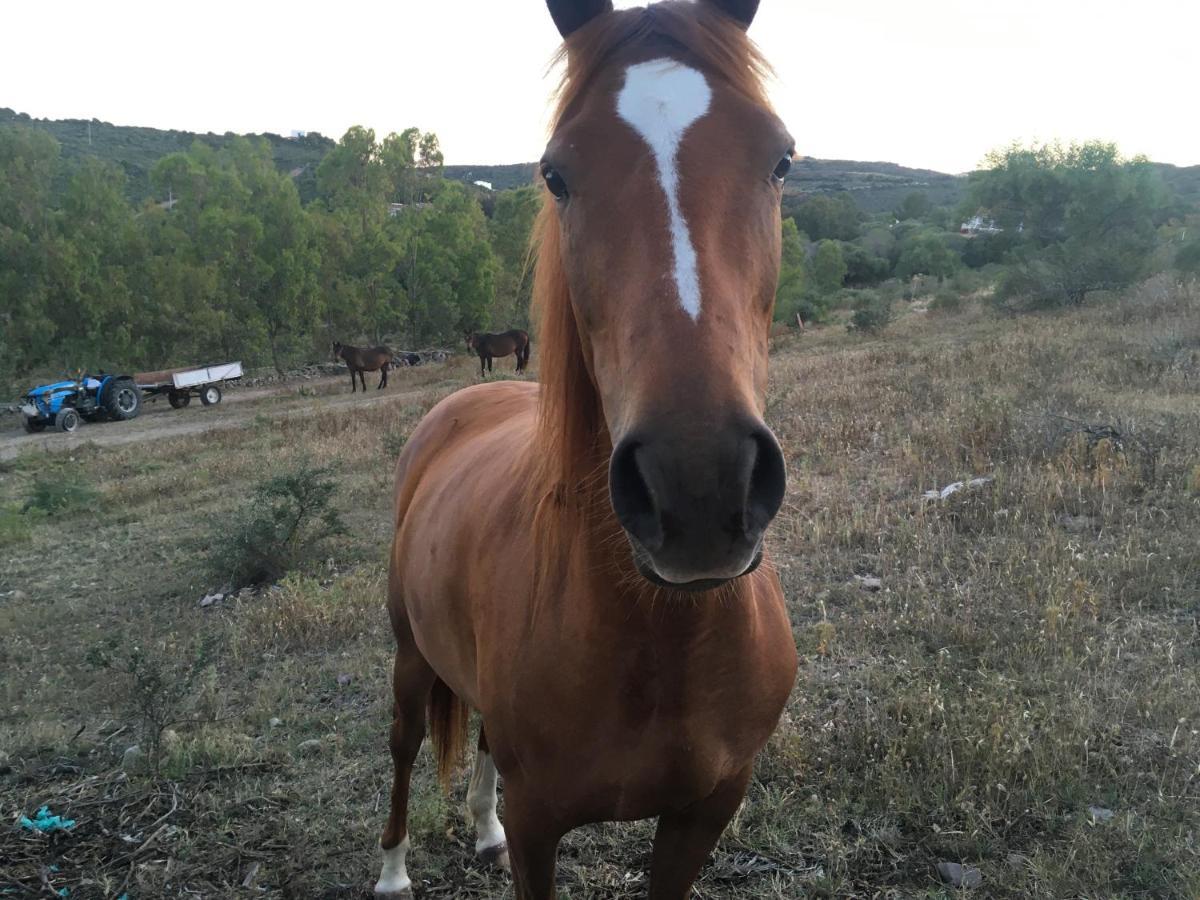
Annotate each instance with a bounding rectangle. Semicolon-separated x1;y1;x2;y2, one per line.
0;108;335;204
5;108;1198;214
443;158;968;213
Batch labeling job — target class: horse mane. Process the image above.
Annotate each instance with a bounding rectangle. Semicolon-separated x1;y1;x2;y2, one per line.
526;2;774;595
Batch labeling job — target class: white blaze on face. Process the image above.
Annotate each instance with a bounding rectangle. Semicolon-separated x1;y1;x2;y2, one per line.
616;59;713;321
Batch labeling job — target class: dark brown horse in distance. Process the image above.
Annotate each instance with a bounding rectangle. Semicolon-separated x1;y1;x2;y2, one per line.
332;341;391;392
375;2;797;898
466;329;531;377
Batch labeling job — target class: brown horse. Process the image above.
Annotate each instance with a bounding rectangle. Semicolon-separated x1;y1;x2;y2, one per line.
376;2;797;898
466;329;532;377
333;341;391;392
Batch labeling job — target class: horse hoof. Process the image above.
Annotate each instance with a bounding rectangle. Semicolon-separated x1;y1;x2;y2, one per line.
478;841;510;871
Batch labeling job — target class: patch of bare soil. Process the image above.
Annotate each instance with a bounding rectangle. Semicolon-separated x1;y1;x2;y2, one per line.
0;376;425;461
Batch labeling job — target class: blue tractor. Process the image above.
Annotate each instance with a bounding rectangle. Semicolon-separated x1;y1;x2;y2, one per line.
19;373;142;434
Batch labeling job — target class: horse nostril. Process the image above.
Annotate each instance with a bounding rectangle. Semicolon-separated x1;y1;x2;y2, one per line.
609;439;664;552
743;427;786;536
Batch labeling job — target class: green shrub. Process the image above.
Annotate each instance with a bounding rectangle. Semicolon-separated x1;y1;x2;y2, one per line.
208;463;346;588
848;293;894;335
24;470;98;515
0;505;37;546
382;427;408;458
930;288;965;314
87;633;220;772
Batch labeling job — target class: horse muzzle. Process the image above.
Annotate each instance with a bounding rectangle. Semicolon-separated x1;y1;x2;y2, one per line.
608;420;786;592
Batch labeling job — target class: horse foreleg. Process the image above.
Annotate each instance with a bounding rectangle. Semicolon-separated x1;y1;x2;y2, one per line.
500;782;564;900
376;614;436;897
646;766;753;899
350;368;357;393
359;370;368;392
479;355;486;378
379;365;388;390
466;727;508;869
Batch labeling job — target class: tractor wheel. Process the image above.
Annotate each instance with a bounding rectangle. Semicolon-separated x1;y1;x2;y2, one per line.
199;385;222;406
105;378;142;421
55;409;80;433
168;391;191;409
23;417;46;434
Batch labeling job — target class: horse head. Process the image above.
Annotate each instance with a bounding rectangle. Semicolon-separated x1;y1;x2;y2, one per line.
538;0;790;591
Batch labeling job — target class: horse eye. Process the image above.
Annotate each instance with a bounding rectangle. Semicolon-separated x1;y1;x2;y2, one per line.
772;154;793;182
541;163;569;200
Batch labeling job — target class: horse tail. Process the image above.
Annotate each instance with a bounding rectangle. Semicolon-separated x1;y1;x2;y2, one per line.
428;677;469;791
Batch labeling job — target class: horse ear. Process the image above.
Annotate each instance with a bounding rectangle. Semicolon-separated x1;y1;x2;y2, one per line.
699;0;761;29
546;0;613;38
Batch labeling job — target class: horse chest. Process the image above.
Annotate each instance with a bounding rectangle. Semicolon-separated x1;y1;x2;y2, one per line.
493;623;791;823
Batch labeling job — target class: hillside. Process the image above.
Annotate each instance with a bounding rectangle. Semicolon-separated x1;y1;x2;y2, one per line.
5;108;1197;217
444;158;968;213
0;108;335;204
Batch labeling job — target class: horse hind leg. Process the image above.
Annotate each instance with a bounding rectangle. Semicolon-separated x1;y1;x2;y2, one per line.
379;364;389;390
376;605;436;896
467;727;508;869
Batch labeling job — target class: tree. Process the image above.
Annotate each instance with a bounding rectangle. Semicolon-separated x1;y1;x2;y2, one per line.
895;233;959;282
149;138;322;370
895;191;932;222
0;127;60;380
1177;238;1200;279
789;192;861;242
841;242;891;286
316;126;387;232
774;218;810;323
488;186;541;329
812;240;848;295
968;141;1167;306
393;182;497;345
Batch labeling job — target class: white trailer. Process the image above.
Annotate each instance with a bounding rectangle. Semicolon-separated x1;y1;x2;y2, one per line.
135;361;243;409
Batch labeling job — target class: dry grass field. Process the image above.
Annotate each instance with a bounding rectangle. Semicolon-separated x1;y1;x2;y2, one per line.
2;279;1199;898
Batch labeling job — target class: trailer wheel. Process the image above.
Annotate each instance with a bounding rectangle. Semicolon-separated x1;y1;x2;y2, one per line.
168;391;191;409
23;417;46;434
200;385;222;406
55;409;80;433
105;378;142;421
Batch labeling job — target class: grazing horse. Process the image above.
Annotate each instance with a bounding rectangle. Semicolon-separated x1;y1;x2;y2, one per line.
333;341;391;392
376;2;798;898
466;329;532;377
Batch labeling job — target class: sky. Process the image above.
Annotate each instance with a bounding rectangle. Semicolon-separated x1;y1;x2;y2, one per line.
3;0;1196;174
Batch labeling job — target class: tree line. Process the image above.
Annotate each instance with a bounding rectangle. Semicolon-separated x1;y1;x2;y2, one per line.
3;123;1197;390
0;124;539;387
774;140;1200;326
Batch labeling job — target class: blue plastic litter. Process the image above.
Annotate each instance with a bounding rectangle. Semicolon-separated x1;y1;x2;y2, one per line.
57;890;69;898
18;805;76;833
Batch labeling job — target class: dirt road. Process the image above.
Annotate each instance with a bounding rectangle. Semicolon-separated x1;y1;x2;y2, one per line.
0;375;430;461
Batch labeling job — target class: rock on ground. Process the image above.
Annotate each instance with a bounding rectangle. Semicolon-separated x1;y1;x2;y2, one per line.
936;861;983;889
